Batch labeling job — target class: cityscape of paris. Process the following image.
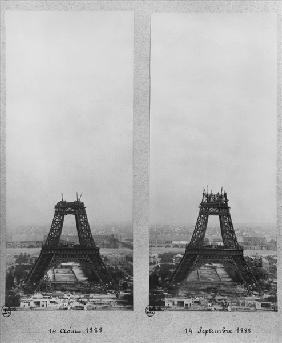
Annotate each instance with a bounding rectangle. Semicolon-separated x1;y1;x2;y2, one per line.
5;204;133;311
149;191;277;312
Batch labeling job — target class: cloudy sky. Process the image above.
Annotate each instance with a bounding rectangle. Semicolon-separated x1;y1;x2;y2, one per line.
6;11;133;230
150;13;277;225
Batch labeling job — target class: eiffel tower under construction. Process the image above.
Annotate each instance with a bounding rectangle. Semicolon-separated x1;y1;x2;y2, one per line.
25;195;115;291
171;189;259;290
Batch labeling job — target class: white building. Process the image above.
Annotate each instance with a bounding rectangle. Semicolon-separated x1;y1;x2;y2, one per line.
20;293;62;309
165;297;193;309
171;241;188;248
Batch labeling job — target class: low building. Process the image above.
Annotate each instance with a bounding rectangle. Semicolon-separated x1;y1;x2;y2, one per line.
149;239;173;247
164;297;193;309
171;241;188;248
20;293;62;309
106;254;127;265
241;236;268;250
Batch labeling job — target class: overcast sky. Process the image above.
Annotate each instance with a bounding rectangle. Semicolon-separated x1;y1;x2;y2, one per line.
6;11;133;230
150;13;277;225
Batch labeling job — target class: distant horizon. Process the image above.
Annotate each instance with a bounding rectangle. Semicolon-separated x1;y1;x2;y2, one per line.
149;221;277;233
7;221;132;235
150;221;276;226
8;220;275;229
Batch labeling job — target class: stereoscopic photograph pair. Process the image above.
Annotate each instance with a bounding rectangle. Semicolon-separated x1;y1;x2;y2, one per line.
3;10;277;314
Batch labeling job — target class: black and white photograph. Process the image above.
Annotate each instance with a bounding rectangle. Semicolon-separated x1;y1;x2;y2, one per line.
0;1;281;343
5;10;133;311
149;13;277;312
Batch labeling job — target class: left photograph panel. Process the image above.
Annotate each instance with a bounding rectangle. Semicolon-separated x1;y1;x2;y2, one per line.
5;11;133;310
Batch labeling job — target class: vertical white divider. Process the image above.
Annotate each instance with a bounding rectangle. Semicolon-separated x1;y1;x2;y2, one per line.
0;2;6;309
277;12;282;339
133;9;151;314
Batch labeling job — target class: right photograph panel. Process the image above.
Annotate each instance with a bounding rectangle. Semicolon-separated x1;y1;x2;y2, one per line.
149;13;277;312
